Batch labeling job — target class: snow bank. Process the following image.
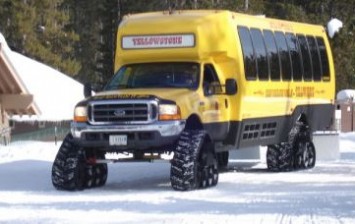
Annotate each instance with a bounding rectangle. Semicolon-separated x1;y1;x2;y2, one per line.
0;134;355;223
337;89;355;102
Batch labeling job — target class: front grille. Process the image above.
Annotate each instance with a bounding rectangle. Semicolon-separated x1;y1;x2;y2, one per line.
89;101;157;124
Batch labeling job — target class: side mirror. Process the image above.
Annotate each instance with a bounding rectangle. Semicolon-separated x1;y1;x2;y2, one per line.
84;83;92;98
225;78;237;95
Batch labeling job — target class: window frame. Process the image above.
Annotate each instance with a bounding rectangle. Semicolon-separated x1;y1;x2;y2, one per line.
274;31;293;81
263;29;281;81
250;28;269;81
238;26;257;81
316;37;331;82
307;35;322;81
297;34;313;82
285;33;303;81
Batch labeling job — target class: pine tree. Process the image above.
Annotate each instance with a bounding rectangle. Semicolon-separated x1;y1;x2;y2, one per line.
96;0;120;87
65;0;102;84
4;0;350;91
0;0;80;77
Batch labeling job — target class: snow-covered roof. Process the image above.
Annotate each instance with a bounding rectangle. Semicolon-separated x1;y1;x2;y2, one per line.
0;33;40;116
337;89;355;102
1;34;84;121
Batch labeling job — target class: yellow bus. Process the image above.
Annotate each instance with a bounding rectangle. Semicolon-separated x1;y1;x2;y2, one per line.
52;10;335;191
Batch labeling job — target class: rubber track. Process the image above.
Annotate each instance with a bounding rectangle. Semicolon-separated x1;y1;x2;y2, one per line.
170;130;219;191
170;130;202;191
51;133;85;191
267;121;315;172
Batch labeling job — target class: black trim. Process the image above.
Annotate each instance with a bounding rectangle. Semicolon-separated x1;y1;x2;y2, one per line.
204;122;229;141
237;116;287;148
221;103;334;149
74;131;178;153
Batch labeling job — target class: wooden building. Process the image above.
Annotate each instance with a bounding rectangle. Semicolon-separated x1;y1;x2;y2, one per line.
0;34;40;145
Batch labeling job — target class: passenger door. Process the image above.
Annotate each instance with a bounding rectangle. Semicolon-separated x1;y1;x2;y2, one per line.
200;64;229;141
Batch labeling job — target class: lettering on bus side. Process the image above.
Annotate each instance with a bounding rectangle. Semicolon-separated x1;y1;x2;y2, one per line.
265;87;315;98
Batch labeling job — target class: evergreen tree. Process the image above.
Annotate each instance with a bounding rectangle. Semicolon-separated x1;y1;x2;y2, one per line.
65;0;102;84
0;0;80;76
2;0;354;92
96;0;120;87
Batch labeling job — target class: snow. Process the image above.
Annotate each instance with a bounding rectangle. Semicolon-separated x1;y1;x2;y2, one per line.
1;32;84;121
1;134;355;223
337;89;355;102
327;18;343;38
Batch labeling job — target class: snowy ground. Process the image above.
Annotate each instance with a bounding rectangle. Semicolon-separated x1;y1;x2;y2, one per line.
0;134;355;224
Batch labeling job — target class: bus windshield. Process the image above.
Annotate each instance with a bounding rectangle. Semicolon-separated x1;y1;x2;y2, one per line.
105;62;200;90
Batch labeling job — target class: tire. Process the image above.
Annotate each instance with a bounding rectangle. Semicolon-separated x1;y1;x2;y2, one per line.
268;120;317;172
289;121;317;170
51;133;86;191
170;130;218;191
266;143;293;171
217;151;229;170
85;164;108;188
199;144;219;189
266;144;280;171
305;141;316;169
96;164;108;186
266;123;304;172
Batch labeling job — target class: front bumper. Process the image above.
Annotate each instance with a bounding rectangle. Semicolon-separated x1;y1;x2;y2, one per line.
71;120;186;150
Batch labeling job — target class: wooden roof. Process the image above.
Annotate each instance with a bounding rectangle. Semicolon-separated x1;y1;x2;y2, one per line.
0;43;40;116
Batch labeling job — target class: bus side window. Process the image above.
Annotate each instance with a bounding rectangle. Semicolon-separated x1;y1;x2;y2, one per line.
286;33;303;81
238;26;257;80
316;37;330;81
250;28;269;80
297;34;313;81
307;36;322;81
275;31;292;81
263;30;281;81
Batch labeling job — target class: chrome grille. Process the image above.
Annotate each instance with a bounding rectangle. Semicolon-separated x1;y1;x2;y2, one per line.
89;100;157;124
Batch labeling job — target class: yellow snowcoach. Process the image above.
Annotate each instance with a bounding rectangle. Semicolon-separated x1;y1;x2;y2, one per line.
52;10;335;191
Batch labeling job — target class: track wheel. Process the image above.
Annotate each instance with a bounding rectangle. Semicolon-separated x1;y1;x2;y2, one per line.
295;141;306;169
295;140;316;169
170;130;219;191
267;144;281;171
94;163;108;187
51;133;86;191
267;143;293;171
199;145;219;188
85;164;108;188
304;142;316;169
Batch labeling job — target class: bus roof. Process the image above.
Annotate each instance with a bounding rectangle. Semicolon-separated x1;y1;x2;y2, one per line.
115;10;326;71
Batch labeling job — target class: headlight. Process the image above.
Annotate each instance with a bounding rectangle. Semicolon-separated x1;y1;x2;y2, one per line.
74;106;88;122
159;104;181;120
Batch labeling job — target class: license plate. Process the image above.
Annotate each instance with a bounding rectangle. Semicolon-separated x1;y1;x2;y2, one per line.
109;135;127;146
